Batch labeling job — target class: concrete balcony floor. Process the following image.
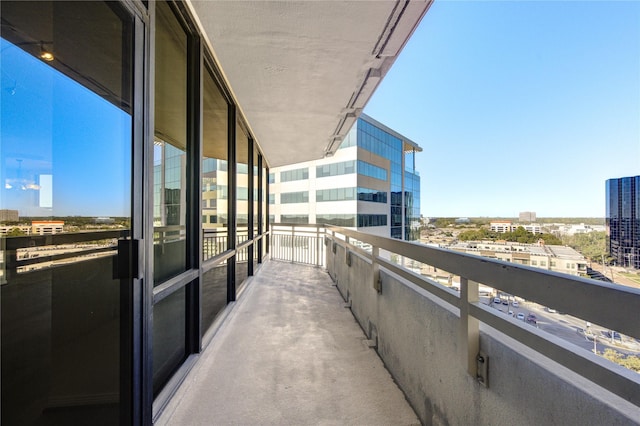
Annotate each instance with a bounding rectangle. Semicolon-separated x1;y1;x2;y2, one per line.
158;260;420;425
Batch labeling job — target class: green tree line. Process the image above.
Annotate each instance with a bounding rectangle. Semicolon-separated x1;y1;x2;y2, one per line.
562;231;608;262
457;226;562;245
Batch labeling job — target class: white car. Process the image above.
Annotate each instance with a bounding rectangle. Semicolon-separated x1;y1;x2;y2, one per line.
493;297;501;304
512;301;519;308
516;313;525;321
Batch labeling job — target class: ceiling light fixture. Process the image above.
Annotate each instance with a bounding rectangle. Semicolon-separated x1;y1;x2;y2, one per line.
40;42;54;62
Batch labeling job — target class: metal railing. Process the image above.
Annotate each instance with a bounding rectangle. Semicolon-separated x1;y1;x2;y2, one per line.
270;223;640;408
270;224;326;267
2;229;129;278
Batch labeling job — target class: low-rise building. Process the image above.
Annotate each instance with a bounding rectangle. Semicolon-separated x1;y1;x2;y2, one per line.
490;221;541;234
490;221;513;233
449;240;587;276
31;221;64;235
0;225;32;236
555;223;606;236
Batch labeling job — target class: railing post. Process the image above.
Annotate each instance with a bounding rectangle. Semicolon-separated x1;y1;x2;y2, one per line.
316;225;320;266
290;225;295;263
460;277;481;380
269;224;273;259
372;245;381;293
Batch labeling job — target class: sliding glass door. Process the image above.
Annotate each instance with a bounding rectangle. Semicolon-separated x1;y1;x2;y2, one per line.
0;1;139;424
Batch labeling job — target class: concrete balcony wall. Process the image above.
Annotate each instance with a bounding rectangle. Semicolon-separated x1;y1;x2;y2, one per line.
328;243;639;425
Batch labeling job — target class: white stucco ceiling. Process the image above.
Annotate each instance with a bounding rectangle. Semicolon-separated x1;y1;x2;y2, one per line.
188;0;432;168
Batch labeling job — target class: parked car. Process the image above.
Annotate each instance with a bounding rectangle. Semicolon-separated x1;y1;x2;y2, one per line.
516;313;525;321
606;331;622;341
526;314;537;325
512;301;519;308
493;297;501;304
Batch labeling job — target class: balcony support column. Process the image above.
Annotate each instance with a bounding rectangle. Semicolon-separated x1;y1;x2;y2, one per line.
460;277;479;377
372;246;381;293
345;236;351;266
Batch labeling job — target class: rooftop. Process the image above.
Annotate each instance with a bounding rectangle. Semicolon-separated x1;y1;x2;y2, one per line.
451;241;586;261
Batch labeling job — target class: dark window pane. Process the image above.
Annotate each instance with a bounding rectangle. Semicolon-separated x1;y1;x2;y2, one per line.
202;264;228;336
152;287;187;396
202;64;228;261
154;0;188;283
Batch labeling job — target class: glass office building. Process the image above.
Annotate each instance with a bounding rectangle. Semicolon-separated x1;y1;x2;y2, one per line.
606;175;640;269
270;114;422;241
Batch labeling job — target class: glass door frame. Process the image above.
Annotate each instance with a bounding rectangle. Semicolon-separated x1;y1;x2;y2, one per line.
147;0;202;421
119;1;149;425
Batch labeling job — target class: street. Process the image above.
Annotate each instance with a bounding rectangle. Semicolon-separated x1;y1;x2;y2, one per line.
482;297;640;357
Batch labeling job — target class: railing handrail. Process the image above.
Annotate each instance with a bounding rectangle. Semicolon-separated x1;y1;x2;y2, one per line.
270;223;640;406
322;224;640;340
3;229;130;250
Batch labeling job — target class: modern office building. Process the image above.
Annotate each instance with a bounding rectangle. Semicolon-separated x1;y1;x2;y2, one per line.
270;113;422;241
606;175;640;269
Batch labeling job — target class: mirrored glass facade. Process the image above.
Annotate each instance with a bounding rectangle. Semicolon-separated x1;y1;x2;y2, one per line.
606;176;640;269
271;113;421;241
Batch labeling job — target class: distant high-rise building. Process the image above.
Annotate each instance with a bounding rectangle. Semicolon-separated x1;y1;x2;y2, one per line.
0;209;19;223
519;211;536;223
606;175;640;269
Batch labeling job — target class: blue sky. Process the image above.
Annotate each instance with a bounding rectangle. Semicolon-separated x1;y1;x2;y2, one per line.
364;0;640;218
1;38;131;217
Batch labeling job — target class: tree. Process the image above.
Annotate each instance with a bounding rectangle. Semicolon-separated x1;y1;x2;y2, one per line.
563;231;607;262
458;228;493;241
434;218;456;228
6;227;25;236
601;349;640;373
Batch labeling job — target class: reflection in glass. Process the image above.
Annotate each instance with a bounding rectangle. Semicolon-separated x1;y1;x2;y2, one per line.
152;286;187;396
235;247;249;289
202;66;228;261
202;265;228;335
236;121;249;286
154;0;188;283
262;164;268;258
1;1;132;424
201;65;229;334
253;146;259;269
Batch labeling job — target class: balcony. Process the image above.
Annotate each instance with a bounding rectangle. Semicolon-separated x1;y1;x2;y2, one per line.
159;224;640;424
2;225;639;425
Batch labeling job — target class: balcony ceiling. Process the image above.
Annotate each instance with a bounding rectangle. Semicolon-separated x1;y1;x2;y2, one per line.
189;0;432;168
